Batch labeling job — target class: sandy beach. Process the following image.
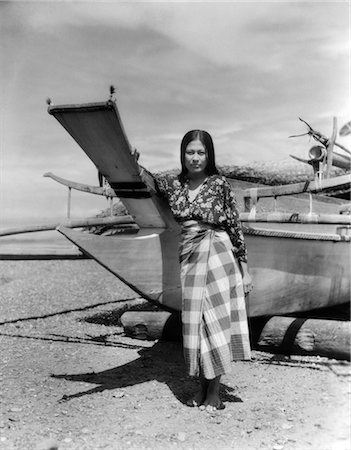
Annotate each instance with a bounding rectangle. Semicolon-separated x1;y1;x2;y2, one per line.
0;259;350;450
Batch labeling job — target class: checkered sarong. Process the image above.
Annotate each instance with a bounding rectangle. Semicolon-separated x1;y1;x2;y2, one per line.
179;221;251;379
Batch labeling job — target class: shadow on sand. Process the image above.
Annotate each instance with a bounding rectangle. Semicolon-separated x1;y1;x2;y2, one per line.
51;340;243;406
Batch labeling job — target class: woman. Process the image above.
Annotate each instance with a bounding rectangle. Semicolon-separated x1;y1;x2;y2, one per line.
156;130;252;411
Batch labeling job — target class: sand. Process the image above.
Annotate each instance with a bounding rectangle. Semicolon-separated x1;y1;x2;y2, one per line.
0;260;350;450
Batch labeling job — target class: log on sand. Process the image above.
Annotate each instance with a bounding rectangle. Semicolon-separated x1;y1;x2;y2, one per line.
252;316;350;361
121;311;181;341
121;311;350;360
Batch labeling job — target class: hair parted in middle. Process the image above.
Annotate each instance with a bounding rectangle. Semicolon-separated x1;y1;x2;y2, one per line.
179;129;219;182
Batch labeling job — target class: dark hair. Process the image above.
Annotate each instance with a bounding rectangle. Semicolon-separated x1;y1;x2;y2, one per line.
179;129;219;181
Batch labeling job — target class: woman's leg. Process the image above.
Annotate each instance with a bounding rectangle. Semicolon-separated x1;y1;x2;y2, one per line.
200;375;225;411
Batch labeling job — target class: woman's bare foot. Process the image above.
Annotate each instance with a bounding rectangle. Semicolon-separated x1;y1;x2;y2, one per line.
186;390;205;407
186;374;208;407
200;375;225;411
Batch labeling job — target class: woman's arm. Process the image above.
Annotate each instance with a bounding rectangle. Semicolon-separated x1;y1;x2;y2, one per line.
223;180;248;263
130;148;168;199
237;260;253;295
223;179;253;294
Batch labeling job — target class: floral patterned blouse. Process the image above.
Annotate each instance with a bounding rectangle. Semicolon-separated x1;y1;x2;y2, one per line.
155;174;247;263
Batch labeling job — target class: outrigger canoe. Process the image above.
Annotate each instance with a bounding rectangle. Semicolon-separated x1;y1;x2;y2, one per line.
47;97;351;317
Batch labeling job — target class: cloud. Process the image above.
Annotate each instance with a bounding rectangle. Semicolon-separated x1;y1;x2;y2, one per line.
0;1;349;223
64;2;349;70
6;2;348;70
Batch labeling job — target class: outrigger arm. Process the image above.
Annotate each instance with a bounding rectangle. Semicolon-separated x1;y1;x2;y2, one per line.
43;172;118;197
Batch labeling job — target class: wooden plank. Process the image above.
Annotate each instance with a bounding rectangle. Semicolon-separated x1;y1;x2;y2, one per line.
48;101;138;182
48;100;176;229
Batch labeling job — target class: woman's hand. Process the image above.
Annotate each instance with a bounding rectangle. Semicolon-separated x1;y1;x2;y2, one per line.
242;271;253;295
131;148;140;162
238;261;254;295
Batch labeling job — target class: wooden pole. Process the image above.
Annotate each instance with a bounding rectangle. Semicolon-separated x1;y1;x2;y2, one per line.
0;250;88;260
67;187;72;219
0;215;136;237
239;212;351;225
326;117;337;178
242;173;351;201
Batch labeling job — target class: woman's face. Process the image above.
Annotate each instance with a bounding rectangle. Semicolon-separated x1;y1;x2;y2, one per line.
184;139;208;176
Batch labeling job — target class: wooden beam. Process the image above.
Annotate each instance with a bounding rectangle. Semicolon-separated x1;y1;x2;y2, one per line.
0;251;88;260
240;212;351;225
43;172;117;197
0;215;135;237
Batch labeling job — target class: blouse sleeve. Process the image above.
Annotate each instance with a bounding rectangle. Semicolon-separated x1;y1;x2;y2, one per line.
223;179;248;263
153;174;169;201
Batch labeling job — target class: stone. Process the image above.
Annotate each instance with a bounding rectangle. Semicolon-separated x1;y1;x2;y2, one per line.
113;391;125;398
177;432;187;442
9;407;22;413
35;438;59;450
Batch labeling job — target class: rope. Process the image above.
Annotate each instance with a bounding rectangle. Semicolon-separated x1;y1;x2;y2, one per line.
302;180;310;192
248;188;258;220
308;192;313;215
243;226;349;242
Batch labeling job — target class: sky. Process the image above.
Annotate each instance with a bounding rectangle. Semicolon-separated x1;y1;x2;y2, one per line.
0;0;350;226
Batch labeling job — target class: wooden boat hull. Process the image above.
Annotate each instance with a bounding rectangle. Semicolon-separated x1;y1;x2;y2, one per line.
59;224;350;317
245;227;350;316
59;227;183;312
50;97;350;317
